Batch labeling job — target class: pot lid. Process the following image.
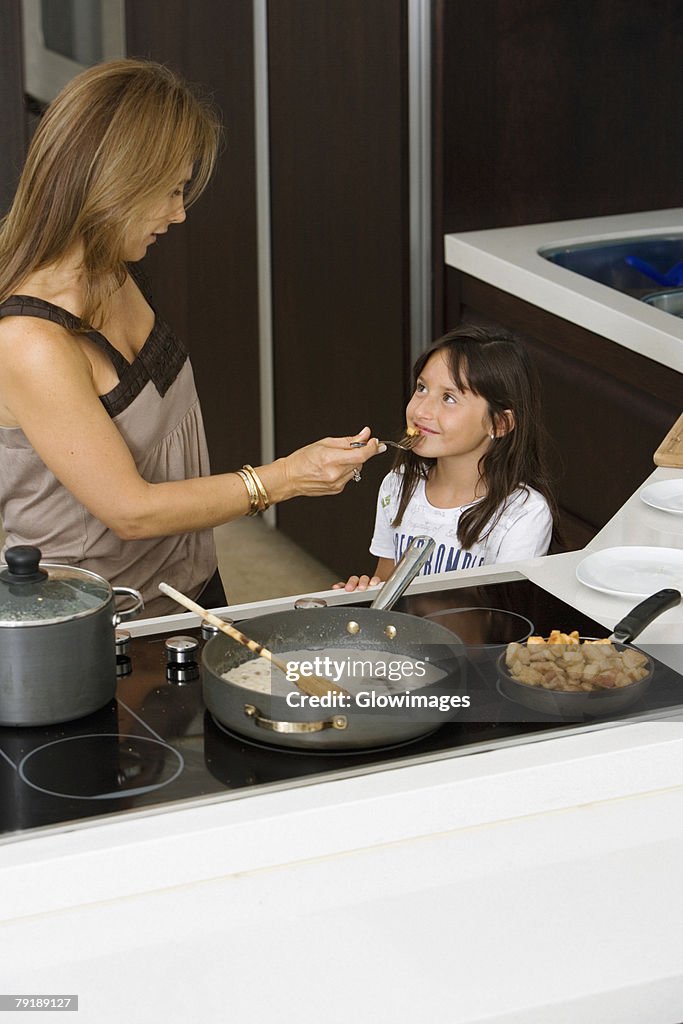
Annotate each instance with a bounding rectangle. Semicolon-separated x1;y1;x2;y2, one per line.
0;546;111;626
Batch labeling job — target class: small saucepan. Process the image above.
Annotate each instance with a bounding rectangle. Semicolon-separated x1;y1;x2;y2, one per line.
497;588;680;719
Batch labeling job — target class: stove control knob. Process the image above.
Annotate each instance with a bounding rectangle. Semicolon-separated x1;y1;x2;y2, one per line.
201;617;233;641
115;629;132;677
115;630;131;656
165;635;200;665
165;635;200;685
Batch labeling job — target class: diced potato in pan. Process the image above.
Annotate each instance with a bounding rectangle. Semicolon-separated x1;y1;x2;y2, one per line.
504;632;649;692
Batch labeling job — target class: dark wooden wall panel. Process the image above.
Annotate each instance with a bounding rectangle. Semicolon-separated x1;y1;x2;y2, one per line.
125;0;260;472
0;0;27;215
268;0;410;576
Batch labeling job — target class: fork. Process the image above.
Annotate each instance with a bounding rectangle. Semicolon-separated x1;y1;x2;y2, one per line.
380;438;421;450
350;433;421;452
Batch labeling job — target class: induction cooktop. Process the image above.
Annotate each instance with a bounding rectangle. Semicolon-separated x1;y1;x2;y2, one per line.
1;577;681;843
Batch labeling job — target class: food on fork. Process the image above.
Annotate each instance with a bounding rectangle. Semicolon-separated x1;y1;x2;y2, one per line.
394;425;421;449
505;632;650;692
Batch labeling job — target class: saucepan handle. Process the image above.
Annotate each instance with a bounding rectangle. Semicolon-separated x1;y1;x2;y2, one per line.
369;535;435;612
243;705;348;734
611;588;681;643
112;586;145;625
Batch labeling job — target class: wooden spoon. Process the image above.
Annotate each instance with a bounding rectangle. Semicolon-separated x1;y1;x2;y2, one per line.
158;582;348;698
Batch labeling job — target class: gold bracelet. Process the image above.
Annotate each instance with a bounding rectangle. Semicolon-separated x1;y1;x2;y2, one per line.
242;464;271;512
237;469;260;516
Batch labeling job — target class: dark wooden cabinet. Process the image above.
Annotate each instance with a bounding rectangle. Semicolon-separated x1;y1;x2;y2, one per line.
0;0;26;215
432;0;683;334
127;0;411;578
267;0;410;576
125;0;261;475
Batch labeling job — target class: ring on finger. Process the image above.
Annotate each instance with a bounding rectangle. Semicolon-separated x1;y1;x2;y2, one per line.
352;467;362;483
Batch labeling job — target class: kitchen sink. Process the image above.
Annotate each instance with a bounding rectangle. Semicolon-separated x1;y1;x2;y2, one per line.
641;289;683;318
539;233;683;301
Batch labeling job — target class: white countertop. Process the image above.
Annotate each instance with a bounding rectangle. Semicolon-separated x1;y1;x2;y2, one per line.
444;207;683;373
526;468;683;665
2;467;683;1023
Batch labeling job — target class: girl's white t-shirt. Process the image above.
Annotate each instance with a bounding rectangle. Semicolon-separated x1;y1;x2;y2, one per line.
369;471;553;575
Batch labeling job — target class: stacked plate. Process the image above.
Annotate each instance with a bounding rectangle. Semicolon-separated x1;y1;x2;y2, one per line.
576;545;683;598
640;479;683;514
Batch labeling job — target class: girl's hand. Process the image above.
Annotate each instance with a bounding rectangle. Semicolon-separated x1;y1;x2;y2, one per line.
332;574;383;592
279;427;385;498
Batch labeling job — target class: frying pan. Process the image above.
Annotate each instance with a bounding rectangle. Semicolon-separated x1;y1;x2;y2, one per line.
202;538;468;751
202;606;468;750
497;588;681;719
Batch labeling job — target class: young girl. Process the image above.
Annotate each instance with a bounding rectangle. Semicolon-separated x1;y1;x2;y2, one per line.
336;325;558;591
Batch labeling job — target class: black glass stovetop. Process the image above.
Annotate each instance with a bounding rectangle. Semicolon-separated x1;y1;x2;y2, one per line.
1;578;681;843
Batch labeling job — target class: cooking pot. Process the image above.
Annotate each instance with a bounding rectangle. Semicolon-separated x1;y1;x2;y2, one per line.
0;545;143;726
202;536;468;751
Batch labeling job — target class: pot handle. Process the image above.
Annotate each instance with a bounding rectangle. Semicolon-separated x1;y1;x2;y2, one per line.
369;535;435;611
112;586;145;625
244;704;348;734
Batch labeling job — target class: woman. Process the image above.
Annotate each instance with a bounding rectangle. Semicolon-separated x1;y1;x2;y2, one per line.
0;59;380;616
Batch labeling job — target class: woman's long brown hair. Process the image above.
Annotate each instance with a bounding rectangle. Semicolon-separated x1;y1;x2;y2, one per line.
0;59;221;328
393;325;559;550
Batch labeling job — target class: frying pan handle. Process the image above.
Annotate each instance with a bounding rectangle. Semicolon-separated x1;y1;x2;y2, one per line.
244;705;348;733
611;588;681;643
370;536;435;611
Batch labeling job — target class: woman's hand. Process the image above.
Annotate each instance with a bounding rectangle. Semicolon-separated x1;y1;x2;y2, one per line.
278;426;386;498
332;574;383;593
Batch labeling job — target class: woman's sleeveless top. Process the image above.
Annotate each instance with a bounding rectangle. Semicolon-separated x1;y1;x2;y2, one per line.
0;272;218;618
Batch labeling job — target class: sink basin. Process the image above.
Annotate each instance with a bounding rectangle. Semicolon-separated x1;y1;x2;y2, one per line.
642;289;683;318
539;234;683;299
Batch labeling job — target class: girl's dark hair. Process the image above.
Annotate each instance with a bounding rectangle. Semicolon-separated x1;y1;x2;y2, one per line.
393;325;559;550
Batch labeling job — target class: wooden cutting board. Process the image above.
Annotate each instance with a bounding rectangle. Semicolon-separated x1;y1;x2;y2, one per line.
654;412;683;467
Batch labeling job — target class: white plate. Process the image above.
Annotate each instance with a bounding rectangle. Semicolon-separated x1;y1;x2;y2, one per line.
640;479;683;515
576;546;683;598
